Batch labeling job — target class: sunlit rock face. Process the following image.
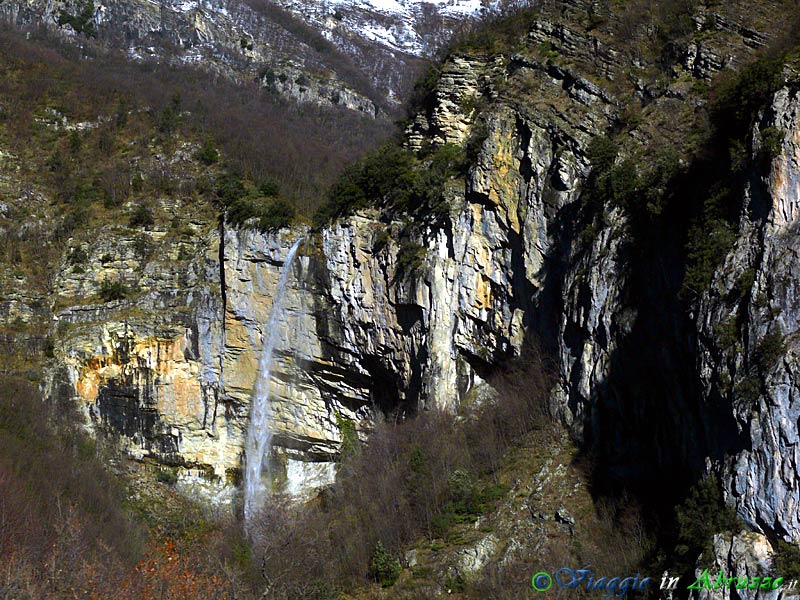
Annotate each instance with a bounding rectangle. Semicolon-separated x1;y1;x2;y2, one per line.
698;88;800;542
688;531;785;600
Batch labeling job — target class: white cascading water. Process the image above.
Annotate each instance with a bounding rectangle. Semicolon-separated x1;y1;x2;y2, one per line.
244;237;303;525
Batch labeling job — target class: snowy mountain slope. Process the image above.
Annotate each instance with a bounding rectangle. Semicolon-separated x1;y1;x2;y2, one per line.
274;0;487;55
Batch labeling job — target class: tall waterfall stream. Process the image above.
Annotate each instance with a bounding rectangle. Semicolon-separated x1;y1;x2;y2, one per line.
244;237;303;524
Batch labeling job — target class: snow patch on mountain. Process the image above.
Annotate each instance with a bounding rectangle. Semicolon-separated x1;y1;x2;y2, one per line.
274;0;488;56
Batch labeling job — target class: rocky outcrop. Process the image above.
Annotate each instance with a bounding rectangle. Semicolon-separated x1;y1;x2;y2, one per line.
690;532;781;600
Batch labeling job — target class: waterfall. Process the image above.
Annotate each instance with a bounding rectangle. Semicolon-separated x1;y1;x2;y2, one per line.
244;237;303;525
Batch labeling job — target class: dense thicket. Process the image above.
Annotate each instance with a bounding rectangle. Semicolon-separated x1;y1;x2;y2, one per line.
248;347;553;599
313;142;467;226
0;376;250;599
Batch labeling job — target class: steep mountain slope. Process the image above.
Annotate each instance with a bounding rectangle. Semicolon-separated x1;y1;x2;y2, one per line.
2;0;380;113
1;0;488;111
275;0;485;55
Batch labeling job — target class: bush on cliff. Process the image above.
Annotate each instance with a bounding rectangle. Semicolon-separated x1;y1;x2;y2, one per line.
681;52;788;298
216;173;296;232
673;474;741;570
313;142;466;227
98;279;130;302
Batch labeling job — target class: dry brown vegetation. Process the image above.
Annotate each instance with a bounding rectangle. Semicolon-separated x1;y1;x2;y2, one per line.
241;344;655;599
0;375;252;599
0;349;654;600
0;24;393;216
245;346;554;598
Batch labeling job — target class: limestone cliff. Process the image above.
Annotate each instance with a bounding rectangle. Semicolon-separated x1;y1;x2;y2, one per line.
6;0;798;571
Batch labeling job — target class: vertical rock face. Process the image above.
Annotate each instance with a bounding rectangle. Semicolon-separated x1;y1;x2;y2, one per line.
50;218;234;489
698;88;800;542
690;532;780;600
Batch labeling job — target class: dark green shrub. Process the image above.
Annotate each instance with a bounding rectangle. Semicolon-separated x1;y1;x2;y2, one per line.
215;173;246;208
258;199;295;232
607;159;641;208
314;142;465;227
262;69;276;87
734;375;761;403
335;411;359;460
258;177;281;197
426;143;468;177
68;246;88;265
465;120;490;163
65;181;102;206
759;127;784;162
69;130;82;155
115;98;129;128
774;540;800;579
156;94;182;136
369;542;401;587
47;148;66;173
98;280;129;302
682;218;736;297
225;197;259;227
582;135;647;213
156;469;178;485
713;318;739;352
755;329;786;373
395;241;427;278
710;56;784;142
133;234;151;259
195;136;219;165
314;144;415;225
674;474;741;570
448;4;539;56
57;206;90;240
537;41;559;61
407;63;440;118
131;172;144;194
587;135;618;173
373;228;391;253
129;204;154;228
641;148;680;216
736;268;756;298
57;0;97;37
676;54;790;301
